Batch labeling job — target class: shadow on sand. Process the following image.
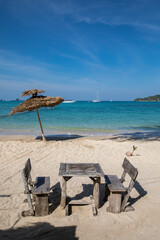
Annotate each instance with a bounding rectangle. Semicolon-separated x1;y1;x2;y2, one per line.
49;182;61;213
49;182;106;215
0;222;78;240
36;134;84;141
49;181;147;213
65;183;106;209
127;180;147;208
110;131;160;141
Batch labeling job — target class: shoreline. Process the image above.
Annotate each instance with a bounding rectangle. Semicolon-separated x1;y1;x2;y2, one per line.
0;129;160;142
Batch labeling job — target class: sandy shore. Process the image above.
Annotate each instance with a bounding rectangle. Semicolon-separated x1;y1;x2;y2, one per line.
0;134;160;239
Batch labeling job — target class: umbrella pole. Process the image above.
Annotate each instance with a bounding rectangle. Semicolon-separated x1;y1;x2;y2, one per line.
36;109;46;141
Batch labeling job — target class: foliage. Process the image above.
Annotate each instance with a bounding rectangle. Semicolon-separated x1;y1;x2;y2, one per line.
131;145;137;155
126;145;137;157
134;94;160;101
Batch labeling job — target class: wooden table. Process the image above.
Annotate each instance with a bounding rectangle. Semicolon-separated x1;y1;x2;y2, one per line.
59;163;104;211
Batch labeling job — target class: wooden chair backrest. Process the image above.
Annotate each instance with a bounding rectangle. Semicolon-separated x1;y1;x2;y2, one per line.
120;158;138;211
21;158;34;215
121;158;138;183
23;158;32;181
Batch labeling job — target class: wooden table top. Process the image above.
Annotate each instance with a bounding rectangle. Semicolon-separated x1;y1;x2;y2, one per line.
59;163;104;177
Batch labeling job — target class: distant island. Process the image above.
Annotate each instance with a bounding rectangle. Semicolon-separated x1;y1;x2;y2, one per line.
134;94;160;102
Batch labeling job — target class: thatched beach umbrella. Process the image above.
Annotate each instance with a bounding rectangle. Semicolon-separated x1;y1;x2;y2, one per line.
9;89;64;141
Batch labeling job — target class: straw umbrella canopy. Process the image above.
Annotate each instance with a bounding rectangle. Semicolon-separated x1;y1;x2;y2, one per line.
9;89;64;141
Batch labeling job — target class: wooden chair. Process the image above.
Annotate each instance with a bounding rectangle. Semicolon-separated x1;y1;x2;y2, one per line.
21;158;50;216
104;158;138;213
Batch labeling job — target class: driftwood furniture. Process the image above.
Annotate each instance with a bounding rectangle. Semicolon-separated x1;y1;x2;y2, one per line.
59;163;104;216
104;158;138;213
21;158;50;216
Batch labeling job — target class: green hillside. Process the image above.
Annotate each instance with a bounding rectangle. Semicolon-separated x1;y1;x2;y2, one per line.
134;94;160;101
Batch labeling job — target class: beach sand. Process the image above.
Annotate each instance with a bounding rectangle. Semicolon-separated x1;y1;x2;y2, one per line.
0;134;160;239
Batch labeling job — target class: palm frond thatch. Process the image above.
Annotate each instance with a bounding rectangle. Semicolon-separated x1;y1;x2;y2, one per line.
21;89;45;97
9;96;64;116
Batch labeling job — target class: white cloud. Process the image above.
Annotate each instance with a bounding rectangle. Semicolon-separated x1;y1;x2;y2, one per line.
0;50;107;99
4;0;160;33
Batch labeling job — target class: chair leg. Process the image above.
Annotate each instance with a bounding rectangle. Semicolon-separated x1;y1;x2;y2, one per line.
65;204;70;216
121;180;135;211
21;210;34;217
107;192;122;213
35;194;49;216
124;205;135;212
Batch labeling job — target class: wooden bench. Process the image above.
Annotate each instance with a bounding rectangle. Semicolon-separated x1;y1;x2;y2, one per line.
21;158;50;216
65;195;97;216
104;158;138;213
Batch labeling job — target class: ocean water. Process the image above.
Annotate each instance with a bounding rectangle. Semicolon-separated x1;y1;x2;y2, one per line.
0;100;160;136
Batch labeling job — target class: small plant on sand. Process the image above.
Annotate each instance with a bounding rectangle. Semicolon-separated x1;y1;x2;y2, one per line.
126;145;137;157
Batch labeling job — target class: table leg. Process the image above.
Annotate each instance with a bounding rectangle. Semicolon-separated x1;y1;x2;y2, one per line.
60;177;67;209
93;177;101;209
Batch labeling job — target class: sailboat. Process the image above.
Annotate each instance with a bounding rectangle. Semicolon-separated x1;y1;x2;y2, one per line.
92;91;101;102
63;100;76;103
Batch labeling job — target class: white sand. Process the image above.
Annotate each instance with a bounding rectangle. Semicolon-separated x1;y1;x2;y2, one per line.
0;135;160;239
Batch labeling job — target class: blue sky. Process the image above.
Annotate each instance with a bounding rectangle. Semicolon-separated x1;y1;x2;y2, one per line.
0;0;160;100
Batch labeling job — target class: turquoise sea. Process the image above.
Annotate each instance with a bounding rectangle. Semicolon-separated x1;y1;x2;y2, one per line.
0;100;160;136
